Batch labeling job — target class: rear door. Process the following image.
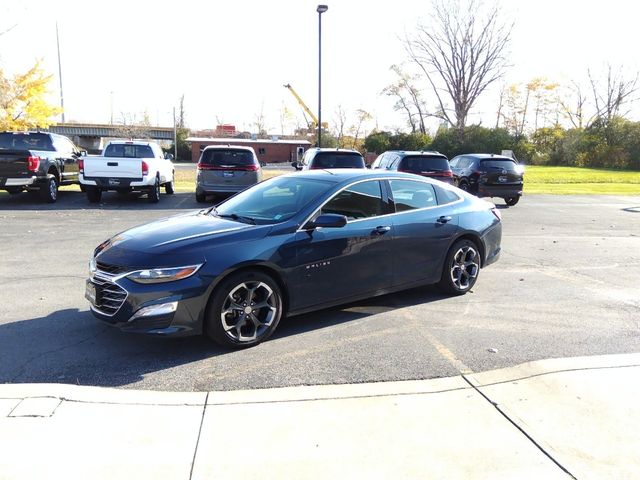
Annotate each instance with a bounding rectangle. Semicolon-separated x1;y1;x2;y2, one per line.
292;179;394;310
387;179;459;286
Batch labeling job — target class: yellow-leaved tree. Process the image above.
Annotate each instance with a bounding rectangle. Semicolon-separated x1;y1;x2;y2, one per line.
0;61;61;131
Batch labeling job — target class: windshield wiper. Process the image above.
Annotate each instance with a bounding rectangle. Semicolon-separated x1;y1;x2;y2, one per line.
217;213;256;225
202;205;218;216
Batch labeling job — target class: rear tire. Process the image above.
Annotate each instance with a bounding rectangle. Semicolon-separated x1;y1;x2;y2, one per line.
205;270;283;349
165;177;175;194
438;239;481;295
195;192;207;203
458;181;470;192
6;187;22;195
40;175;58;203
505;196;520;206
148;176;160;203
87;187;102;203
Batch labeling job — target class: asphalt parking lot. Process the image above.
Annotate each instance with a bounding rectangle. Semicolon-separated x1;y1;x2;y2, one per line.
0;190;638;391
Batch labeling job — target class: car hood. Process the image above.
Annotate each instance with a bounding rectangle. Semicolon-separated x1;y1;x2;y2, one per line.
95;210;267;265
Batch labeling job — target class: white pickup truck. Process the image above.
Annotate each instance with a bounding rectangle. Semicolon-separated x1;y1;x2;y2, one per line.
79;140;175;203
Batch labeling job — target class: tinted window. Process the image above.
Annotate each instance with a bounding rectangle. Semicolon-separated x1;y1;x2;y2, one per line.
389;180;437;212
0;133;55;151
399;155;450;173
480;159;518;171
322;180;384;220
105;144;154;158
216;176;330;224
312;152;365;169
449;157;460;168
201;149;255;167
433;184;461;205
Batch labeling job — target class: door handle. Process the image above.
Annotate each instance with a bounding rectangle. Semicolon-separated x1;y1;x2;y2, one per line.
437;216;452;224
372;225;391;235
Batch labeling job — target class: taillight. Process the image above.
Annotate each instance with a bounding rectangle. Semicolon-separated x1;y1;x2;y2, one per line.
197;163;259;171
27;156;40;172
491;207;501;221
440;170;453;177
141;161;149;176
78;159;84;174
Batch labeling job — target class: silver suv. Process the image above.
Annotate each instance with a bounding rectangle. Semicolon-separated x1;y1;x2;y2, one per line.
292;148;366;170
195;146;263;202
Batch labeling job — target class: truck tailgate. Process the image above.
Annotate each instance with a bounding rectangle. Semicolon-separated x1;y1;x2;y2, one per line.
0;149;33;178
83;156;143;178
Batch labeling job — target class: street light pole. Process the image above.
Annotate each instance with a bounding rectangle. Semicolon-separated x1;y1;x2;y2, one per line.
316;4;328;148
55;21;65;123
173;107;177;161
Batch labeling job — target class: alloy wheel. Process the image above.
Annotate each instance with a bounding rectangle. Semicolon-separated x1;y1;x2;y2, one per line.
220;281;278;343
450;246;479;290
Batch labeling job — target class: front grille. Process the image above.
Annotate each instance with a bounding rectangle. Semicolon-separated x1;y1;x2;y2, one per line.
92;275;127;316
96;261;130;275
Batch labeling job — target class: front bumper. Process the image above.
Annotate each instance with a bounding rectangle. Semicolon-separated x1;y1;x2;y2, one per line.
86;271;206;336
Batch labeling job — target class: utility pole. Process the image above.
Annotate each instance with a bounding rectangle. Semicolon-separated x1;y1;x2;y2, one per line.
55;21;65;123
173;107;177;160
110;91;114;125
316;5;328;147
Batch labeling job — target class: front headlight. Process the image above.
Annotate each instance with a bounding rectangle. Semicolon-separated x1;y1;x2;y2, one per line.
126;264;203;284
89;256;97;275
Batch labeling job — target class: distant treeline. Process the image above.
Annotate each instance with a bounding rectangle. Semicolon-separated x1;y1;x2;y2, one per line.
364;117;640;171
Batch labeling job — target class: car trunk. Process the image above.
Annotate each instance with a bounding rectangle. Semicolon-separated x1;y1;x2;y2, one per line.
398;155;453;182
83;156;144;179
198;149;259;187
0;150;33;177
480;159;522;186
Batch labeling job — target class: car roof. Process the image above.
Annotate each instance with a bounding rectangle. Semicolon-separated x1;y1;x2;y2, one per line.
202;145;255;153
385;150;445;157
107;140;157;146
466;153;515;160
283;168;442;184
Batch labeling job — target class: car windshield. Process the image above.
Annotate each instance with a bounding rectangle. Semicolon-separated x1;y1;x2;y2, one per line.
201;149;254;167
0;133;55;151
214;176;331;224
104;144;154;158
400;155;450;172
312;152;365;169
480;159;518;170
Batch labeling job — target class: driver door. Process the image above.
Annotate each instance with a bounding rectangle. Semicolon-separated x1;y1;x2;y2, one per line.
290;180;394;311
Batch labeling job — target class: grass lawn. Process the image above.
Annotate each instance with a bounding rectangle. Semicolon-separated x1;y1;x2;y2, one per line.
174;168;289;192
523;165;640;195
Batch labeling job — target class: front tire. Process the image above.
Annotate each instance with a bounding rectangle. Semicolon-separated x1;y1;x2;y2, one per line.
40;175;58;203
458;180;470;192
205;270;283;348
148;176;160;203
438;239;481;295
195;192;207;203
505;196;520;206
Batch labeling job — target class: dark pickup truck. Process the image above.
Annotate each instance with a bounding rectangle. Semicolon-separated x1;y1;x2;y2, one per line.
0;131;84;203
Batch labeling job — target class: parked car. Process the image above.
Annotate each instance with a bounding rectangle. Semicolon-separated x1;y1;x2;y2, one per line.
195;145;262;203
0;131;83;203
85;169;502;348
449;153;524;206
79;140;174;203
371;150;454;184
292;148;366;170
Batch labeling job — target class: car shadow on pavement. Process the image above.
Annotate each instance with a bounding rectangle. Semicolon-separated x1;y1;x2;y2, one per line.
0;286;448;389
0;190;206;212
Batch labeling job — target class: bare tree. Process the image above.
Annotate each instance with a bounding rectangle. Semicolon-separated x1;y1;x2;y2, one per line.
382;65;429;133
177;94;186;128
405;0;512;132
560;80;587;129
114;111;151;139
349;109;373;148
253;102;267;137
334;105;348;147
588;64;638;126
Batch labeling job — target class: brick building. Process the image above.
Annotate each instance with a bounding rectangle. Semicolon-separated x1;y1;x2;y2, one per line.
186;137;312;164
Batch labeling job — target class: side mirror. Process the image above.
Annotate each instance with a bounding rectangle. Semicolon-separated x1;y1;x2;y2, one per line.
291;161;302;171
79;150;88;157
365;164;371;169
165;153;174;160
305;213;347;230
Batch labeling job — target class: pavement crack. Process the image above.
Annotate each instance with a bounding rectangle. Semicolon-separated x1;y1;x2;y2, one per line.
460;374;577;479
189;392;209;480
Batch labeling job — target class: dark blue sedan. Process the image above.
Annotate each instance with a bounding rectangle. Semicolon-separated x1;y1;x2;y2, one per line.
86;170;502;348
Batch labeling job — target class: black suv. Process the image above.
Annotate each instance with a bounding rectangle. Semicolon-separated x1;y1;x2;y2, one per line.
292;148;365;170
0;131;83;203
371;150;453;184
449;154;523;206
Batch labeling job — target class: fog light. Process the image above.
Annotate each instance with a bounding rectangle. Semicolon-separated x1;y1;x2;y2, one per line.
129;301;178;322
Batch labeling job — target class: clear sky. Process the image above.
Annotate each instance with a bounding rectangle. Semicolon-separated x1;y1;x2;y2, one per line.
1;0;638;133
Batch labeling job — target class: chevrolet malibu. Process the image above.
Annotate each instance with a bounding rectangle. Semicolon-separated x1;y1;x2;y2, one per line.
86;170;502;348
